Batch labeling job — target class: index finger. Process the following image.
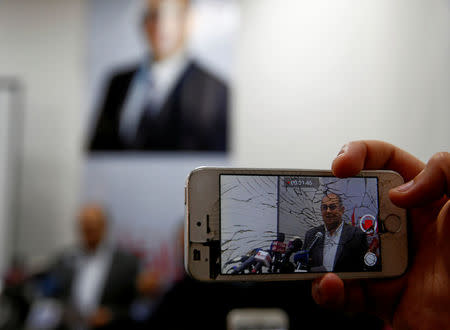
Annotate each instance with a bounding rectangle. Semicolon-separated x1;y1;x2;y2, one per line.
332;140;425;181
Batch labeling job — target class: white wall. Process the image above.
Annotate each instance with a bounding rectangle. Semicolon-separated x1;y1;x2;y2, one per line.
233;0;450;168
0;0;85;265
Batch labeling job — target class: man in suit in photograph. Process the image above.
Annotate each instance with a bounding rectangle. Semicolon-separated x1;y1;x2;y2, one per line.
304;193;368;272
89;0;228;152
49;204;138;329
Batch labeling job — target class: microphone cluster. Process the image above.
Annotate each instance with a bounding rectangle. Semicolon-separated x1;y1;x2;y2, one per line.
229;233;323;274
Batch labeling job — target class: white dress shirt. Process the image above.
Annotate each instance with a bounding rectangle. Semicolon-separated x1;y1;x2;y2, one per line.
322;222;344;272
119;51;190;145
71;244;113;319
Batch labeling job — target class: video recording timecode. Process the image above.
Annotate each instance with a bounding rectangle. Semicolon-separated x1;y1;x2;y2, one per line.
283;177;320;189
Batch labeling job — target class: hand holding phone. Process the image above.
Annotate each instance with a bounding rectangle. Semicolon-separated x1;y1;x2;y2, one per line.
312;140;450;329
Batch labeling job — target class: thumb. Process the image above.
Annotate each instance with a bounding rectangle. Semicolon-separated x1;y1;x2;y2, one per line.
389;152;450;208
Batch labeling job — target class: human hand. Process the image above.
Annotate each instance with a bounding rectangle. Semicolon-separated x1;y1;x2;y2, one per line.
311;140;449;329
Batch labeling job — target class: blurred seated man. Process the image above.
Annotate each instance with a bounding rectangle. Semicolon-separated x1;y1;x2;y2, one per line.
49;204;138;329
304;193;368;272
89;0;228;152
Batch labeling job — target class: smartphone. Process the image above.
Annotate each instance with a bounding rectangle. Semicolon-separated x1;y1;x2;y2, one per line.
185;168;408;281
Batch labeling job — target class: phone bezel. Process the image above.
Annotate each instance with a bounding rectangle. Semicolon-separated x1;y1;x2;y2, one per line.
185;168;408;281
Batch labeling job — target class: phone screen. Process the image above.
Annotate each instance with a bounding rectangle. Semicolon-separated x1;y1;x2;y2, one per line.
220;175;381;275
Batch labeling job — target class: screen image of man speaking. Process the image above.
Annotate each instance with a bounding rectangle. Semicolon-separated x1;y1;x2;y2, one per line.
304;193;368;272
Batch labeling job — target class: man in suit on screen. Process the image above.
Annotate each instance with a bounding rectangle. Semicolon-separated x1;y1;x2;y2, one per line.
304;193;368;272
89;0;228;152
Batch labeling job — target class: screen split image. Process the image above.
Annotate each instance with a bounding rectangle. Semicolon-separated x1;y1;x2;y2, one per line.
221;175;381;275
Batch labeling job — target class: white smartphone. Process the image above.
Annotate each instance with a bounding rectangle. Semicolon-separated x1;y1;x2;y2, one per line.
185;168;408;281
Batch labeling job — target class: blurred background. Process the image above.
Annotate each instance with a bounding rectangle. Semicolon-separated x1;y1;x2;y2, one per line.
0;0;449;329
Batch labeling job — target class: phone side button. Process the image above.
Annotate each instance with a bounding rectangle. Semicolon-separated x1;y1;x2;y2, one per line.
184;186;187;205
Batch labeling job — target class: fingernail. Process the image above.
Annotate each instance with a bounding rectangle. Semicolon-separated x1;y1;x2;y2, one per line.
395;180;414;192
336;144;348;157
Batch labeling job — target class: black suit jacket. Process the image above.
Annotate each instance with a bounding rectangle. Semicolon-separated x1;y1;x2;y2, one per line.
50;247;138;329
89;61;228;151
304;223;368;272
